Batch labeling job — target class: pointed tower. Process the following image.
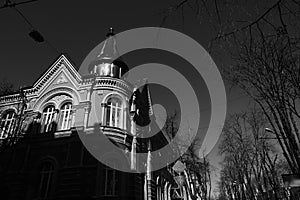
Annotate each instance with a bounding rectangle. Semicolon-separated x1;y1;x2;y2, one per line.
85;29;144;200
88;28;129;78
85;28;133;152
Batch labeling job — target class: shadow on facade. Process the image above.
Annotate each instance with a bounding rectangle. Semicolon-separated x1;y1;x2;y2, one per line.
0;122;144;200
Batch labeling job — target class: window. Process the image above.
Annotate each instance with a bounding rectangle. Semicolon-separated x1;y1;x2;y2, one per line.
105;97;124;128
42;106;56;133
0;111;15;139
37;161;54;199
103;165;118;196
59;103;72;130
99;63;111;76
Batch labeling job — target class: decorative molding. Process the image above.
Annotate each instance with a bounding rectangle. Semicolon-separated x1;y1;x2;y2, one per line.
0;105;18;117
55;73;68;84
33;87;80;111
0;94;24;105
81;77;133;95
97;90;104;95
33;55;81;91
27;99;36;110
95;78;132;93
102;92;126;105
50;94;72;106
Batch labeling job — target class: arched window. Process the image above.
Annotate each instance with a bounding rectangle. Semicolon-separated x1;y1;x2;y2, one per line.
59;103;72;130
103;164;119;196
105;97;124;129
37;161;55;199
0;111;15;139
42;106;56;133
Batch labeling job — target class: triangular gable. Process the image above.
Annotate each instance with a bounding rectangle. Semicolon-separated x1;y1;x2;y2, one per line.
36;66;80;97
32;54;81;90
21;54;83;98
0;54;82;104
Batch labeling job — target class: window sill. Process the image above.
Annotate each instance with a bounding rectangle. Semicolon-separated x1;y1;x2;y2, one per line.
54;129;72;138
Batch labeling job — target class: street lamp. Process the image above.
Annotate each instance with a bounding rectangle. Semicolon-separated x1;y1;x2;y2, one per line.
265;127;274;133
28;30;44;43
1;0;47;43
263;128;287;140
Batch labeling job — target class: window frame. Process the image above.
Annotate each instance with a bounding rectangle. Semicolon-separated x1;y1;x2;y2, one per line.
103;95;125;129
0;110;16;139
41;105;56;133
103;164;119;196
37;161;55;199
58;102;72;131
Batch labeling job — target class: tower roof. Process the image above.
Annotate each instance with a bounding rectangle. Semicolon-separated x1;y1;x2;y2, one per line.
88;28;129;77
97;28;117;61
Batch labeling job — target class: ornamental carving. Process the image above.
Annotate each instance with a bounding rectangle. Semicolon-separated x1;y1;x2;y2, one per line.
27;99;36;110
49;94;72;105
56;74;68;84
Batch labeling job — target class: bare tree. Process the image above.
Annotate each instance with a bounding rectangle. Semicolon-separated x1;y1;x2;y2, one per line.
223;32;300;174
163;112;214;200
0;78;14;96
162;0;300;174
218;107;290;200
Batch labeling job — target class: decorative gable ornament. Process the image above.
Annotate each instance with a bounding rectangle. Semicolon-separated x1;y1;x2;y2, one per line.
56;74;68;84
50;94;72;105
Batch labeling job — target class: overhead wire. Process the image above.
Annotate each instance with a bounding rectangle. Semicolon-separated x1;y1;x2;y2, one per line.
1;0;60;54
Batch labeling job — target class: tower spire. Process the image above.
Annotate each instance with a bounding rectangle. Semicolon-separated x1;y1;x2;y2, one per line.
88;28;128;77
97;27;118;62
106;27;114;37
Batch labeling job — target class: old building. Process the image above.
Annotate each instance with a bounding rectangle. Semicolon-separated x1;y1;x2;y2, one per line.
0;29;192;200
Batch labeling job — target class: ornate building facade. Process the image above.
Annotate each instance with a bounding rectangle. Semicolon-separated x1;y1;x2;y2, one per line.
0;29;193;200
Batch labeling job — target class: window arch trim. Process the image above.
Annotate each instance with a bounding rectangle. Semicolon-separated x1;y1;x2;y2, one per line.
39;95;74;133
57;99;73;110
0;107;17;118
41;103;56;113
102;94;126;130
33;87;80;111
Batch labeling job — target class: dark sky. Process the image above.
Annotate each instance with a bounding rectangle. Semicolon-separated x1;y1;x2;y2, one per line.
0;0;215;86
0;0;251;194
0;0;221;152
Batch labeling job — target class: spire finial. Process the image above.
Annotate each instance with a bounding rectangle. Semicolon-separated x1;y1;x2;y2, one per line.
147;140;152;151
106;27;114;37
